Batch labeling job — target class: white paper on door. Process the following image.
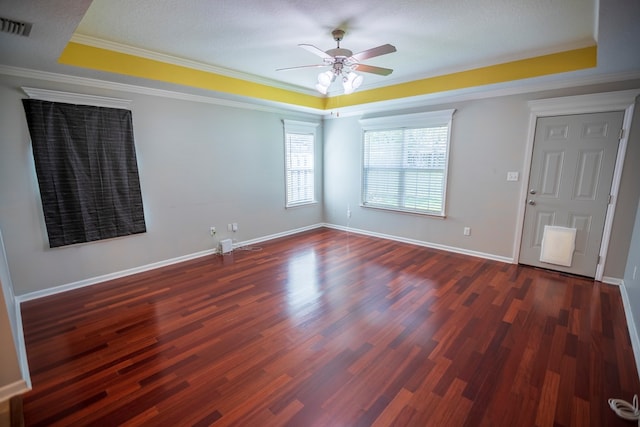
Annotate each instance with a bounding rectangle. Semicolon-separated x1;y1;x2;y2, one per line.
539;225;577;267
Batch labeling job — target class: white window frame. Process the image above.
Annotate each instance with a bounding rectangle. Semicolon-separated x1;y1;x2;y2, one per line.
283;119;319;208
359;109;455;217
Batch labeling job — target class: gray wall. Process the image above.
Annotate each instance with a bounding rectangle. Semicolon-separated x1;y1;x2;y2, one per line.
624;197;640;363
324;97;527;259
623;97;640;364
610;96;640;278
1;72;639;300
0;230;25;398
0;281;22;393
323;85;640;279
0;74;323;296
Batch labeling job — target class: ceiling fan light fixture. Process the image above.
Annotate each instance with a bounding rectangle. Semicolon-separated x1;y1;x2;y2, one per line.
317;70;334;87
316;69;337;94
342;72;363;94
279;29;395;96
315;83;329;94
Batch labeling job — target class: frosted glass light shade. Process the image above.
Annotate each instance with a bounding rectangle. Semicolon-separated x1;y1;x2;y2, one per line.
317;70;334;87
342;72;363;94
315;83;329;94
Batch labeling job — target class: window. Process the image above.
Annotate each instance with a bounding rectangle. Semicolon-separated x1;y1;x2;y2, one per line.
360;110;455;216
283;120;318;207
22;97;146;248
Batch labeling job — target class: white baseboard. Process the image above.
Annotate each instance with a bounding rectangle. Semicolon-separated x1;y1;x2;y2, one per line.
16;247;217;303
0;380;29;403
16;221;510;305
618;280;640;382
602;276;624;286
10;222;640;384
324;223;514;264
16;223;325;303
233;224;323;249
0;229;32;393
12;299;31;390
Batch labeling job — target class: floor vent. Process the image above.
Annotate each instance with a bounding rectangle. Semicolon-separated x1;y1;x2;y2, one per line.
0;17;32;37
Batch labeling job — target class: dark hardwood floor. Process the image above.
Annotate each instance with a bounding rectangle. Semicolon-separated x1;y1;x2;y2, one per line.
20;228;640;426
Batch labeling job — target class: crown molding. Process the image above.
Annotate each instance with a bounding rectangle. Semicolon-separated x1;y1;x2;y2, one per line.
324;70;640;118
71;34;318;97
366;40;598;92
2;64;638;119
0;64;325;117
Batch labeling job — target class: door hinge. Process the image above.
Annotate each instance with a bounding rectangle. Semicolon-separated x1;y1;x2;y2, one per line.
619;128;625;140
609;194;613;204
597;255;601;264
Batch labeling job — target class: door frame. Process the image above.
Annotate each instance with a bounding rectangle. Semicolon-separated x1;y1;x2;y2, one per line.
513;89;640;282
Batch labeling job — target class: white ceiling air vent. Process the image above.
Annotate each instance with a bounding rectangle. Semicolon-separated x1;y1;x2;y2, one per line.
0;17;32;37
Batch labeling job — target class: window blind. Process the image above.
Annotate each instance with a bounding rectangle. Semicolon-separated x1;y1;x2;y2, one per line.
283;120;318;207
361;110;454;216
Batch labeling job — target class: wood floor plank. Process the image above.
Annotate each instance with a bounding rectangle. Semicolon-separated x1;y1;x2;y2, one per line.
19;228;640;426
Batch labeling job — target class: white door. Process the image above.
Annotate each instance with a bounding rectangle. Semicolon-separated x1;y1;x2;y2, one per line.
519;111;624;277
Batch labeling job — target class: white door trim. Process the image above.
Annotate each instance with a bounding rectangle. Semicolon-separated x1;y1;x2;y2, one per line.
513;89;640;281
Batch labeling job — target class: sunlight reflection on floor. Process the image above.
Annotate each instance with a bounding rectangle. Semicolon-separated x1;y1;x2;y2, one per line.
286;249;321;313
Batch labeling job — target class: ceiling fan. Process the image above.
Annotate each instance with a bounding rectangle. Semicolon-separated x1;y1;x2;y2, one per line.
277;29;397;94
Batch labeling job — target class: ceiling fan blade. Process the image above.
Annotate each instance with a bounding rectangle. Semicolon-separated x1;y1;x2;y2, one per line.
276;64;330;71
351;44;397;61
353;64;394;76
299;44;333;60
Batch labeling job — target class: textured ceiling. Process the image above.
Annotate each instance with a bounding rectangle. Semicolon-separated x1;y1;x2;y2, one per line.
73;0;596;93
0;0;639;105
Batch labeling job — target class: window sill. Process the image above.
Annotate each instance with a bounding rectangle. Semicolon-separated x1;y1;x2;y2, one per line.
286;200;319;209
361;203;446;219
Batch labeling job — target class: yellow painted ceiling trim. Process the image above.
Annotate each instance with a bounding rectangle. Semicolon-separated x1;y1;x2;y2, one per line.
59;42;596;110
325;45;597;109
58;42;325;110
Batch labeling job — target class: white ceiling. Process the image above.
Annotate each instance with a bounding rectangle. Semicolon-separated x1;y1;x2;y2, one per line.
73;0;596;92
0;0;639;100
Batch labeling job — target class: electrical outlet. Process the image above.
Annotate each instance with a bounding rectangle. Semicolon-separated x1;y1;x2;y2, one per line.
232;222;238;232
507;171;519;181
210;226;216;236
463;227;471;236
347;209;351;218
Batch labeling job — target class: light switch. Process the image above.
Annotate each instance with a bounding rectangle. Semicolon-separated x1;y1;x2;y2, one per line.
507;172;519;181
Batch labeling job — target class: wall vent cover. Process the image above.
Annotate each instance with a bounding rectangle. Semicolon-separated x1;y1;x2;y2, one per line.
0;17;32;37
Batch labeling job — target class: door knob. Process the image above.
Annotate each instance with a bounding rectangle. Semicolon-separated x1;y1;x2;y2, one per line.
530;189;537;194
528;200;536;205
